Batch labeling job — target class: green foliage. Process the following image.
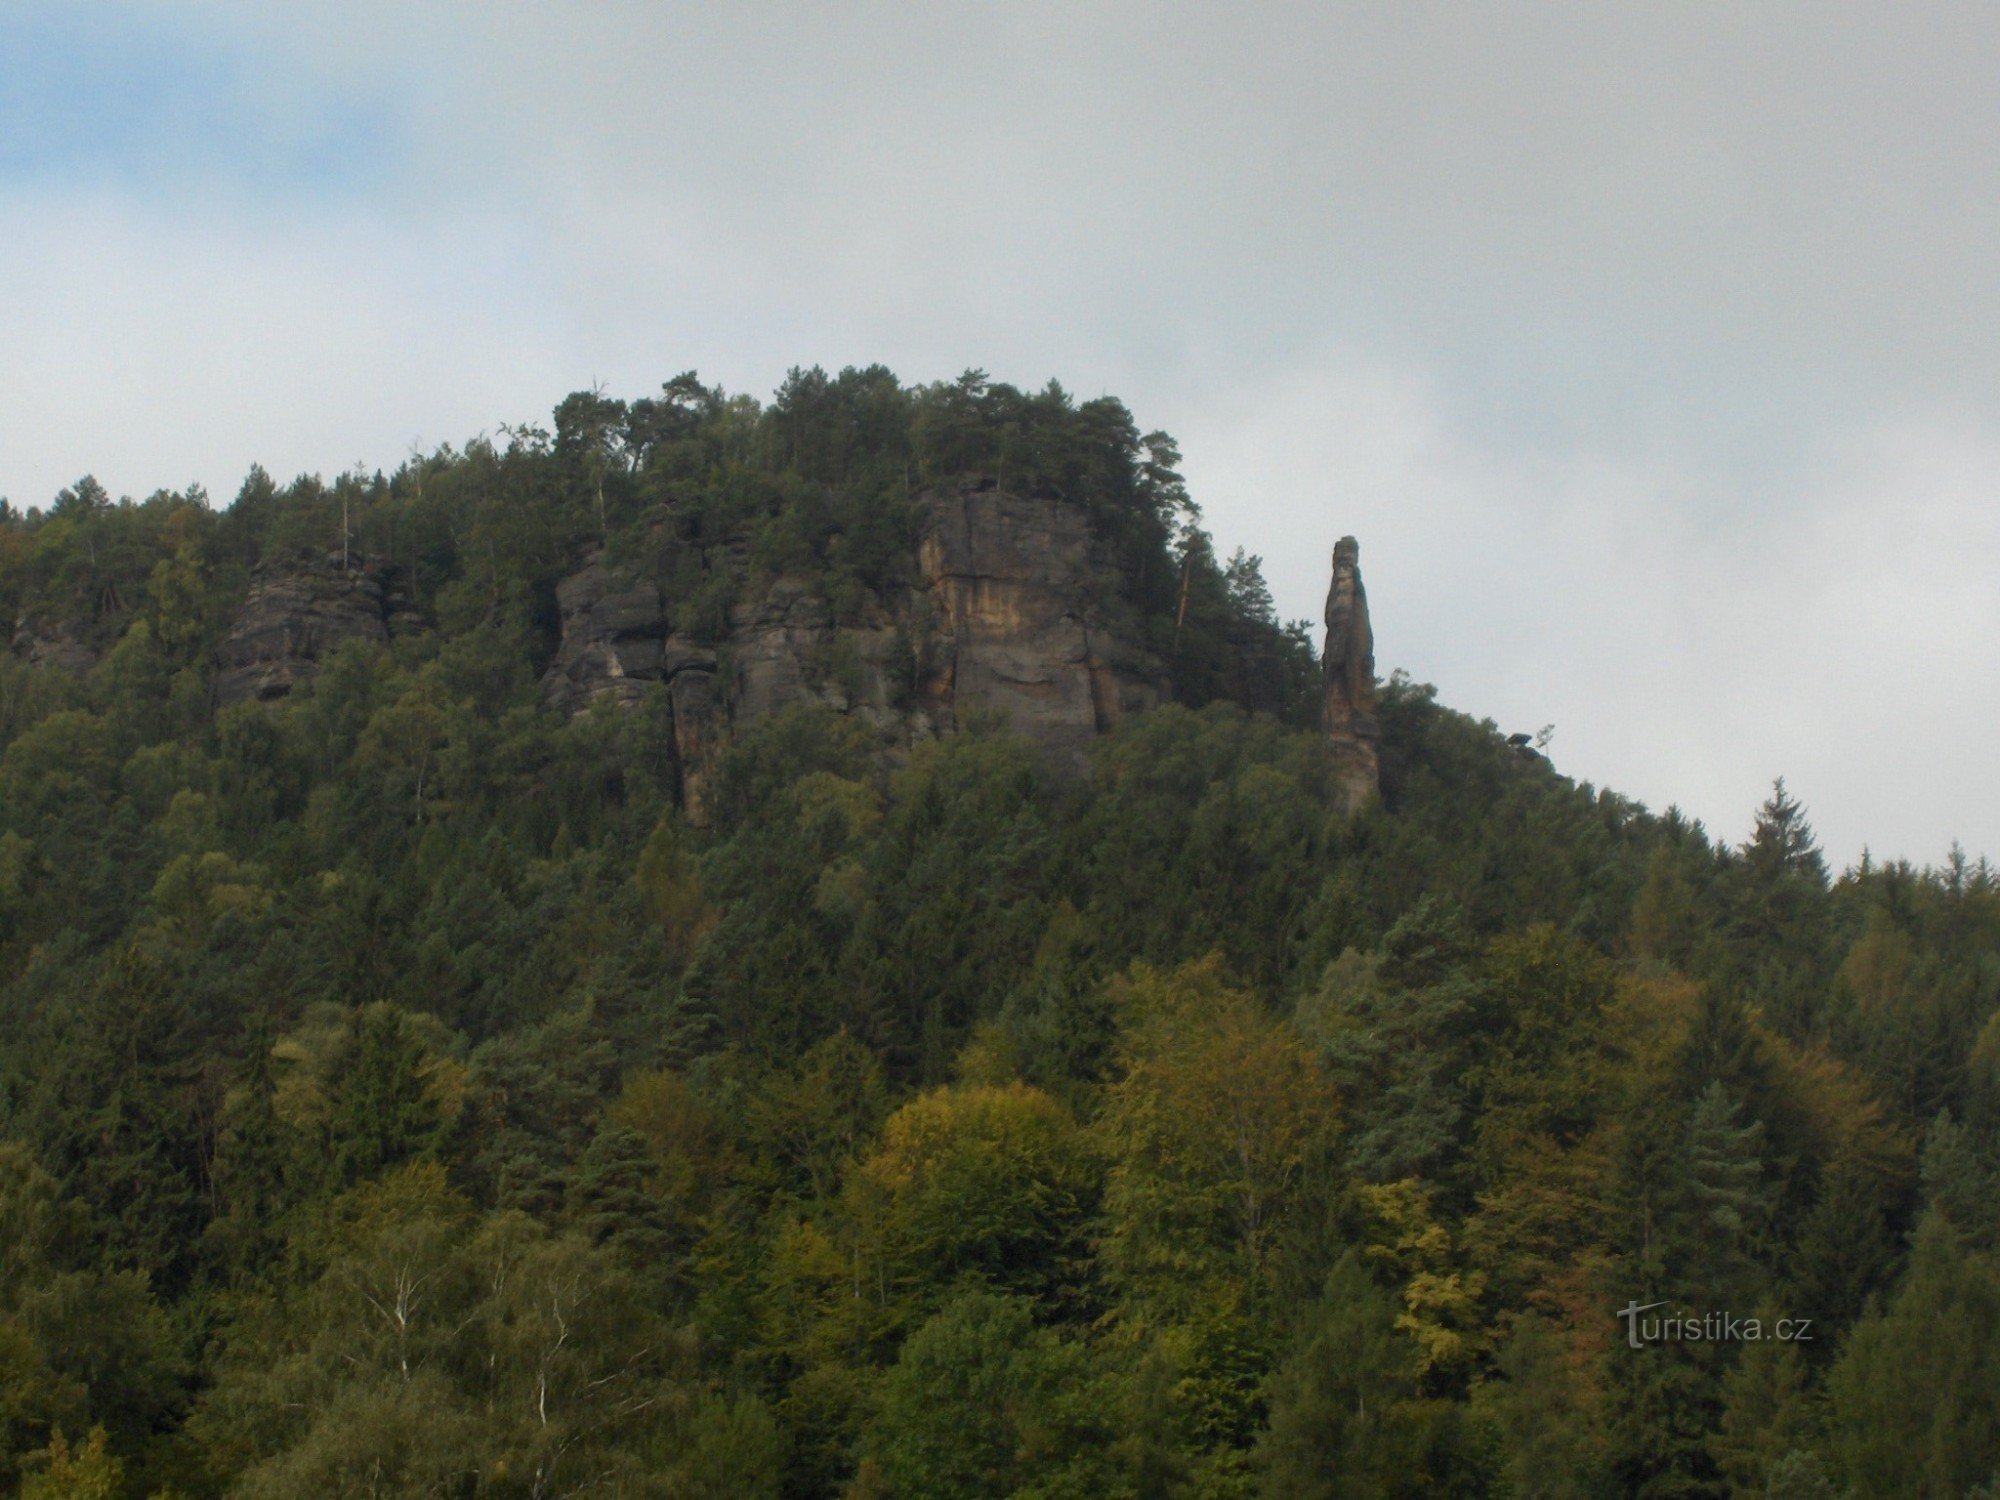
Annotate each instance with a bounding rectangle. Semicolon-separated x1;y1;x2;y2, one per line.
1257;1254;1495;1499
850;1080;1097;1317
1826;1212;2000;1498
18;1427;123;1500
1098;959;1341;1320
859;1291;1132;1500
0;367;1995;1494
0;1145;181;1491
322;1004;445;1188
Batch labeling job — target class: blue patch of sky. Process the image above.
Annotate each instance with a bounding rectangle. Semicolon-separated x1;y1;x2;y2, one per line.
0;9;399;197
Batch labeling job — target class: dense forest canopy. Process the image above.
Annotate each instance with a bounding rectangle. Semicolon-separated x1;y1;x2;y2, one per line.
1;368;1997;1498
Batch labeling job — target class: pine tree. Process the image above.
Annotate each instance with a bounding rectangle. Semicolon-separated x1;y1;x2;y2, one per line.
323;1006;440;1188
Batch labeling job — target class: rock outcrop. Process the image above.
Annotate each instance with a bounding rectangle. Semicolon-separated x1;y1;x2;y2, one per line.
206;498;1371;822
537;478;1167;819
214;558;399;706
538;552;726;817
542;558;674;716
10;616;98;675
727;579;907;731
918;478;1162;764
1322;535;1380;814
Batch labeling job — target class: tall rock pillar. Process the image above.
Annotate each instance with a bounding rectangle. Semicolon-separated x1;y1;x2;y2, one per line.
1322;536;1381;814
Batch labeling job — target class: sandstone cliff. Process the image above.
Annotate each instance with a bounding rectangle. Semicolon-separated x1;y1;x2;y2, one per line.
536;477;1166;817
201;482;1335;825
918;477;1163;761
214;556;415;706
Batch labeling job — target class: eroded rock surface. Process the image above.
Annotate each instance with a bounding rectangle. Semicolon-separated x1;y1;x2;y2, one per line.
918;478;1161;765
10;617;99;675
666;658;722;823
537;551;726;817
1322;535;1380;815
538;478;1168;818
542;558;670;715
214;560;394;706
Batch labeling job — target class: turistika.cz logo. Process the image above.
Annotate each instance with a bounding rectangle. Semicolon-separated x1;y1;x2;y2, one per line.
1616;1301;1813;1349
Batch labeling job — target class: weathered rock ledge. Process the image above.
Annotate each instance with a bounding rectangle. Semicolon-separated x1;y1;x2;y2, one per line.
213;557;406;706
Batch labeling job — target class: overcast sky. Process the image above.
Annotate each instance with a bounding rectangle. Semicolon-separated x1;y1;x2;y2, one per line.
4;2;1997;867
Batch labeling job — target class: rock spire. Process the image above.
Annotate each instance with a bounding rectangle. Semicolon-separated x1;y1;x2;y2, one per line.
1322;535;1380;814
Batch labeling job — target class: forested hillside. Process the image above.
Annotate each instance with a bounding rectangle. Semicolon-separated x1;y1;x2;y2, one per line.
2;369;1997;1499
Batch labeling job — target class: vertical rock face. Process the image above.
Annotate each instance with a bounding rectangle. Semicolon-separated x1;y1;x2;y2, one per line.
1322;535;1380;814
726;579;907;734
542;558;673;716
535;477;1169;819
917;478;1163;767
214;560;400;706
537;553;724;818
